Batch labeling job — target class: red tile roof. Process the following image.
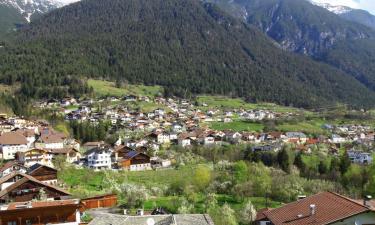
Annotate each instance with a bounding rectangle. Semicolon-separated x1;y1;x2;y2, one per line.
259;192;371;225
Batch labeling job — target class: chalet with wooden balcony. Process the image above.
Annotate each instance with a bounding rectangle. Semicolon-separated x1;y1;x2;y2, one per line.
118;151;151;171
27;164;58;186
0;173;70;204
16;149;53;168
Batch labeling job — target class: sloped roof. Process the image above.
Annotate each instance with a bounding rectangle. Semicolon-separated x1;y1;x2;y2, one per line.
84;146;112;156
6;199;79;210
0;161;26;174
0;172;28;186
0;172;70;198
88;214;214;225
39;133;66;144
15;129;35;138
124;151;142;159
27;163;57;174
0;132;28;145
260;192;371;225
47;148;79;154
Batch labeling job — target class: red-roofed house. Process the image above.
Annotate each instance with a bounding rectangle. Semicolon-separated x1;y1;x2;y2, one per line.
255;192;375;225
0;199;81;225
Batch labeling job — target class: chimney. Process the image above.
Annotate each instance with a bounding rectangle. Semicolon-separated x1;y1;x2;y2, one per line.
310;204;316;216
364;195;373;207
137;209;144;216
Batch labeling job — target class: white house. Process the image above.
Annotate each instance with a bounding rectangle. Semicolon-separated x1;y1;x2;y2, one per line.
178;133;192;147
0;161;27;178
16;149;54;167
348;151;372;165
15;129;36;148
85;146;113;170
331;134;346;144
0;132;29;160
157;133;171;144
203;135;215;146
36;129;66;149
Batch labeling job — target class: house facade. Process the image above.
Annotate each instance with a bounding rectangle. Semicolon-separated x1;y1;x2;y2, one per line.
0;161;27;178
85;146;112;170
0;199;81;225
27;164;58;186
348;151;373;164
16;149;53;168
0;132;29;160
118;151;151;171
0;173;70;204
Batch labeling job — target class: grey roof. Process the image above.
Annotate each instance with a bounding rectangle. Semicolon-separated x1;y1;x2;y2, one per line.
88;214;215;225
84;146;112;156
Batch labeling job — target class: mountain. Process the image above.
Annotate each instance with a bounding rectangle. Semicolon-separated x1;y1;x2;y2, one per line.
207;0;375;56
0;0;63;38
340;9;375;30
1;0;375;108
311;2;352;15
312;2;375;30
206;0;375;92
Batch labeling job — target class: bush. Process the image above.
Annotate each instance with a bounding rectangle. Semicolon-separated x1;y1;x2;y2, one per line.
118;183;149;209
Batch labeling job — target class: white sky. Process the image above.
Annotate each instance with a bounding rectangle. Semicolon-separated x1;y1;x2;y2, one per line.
60;0;80;4
312;0;375;14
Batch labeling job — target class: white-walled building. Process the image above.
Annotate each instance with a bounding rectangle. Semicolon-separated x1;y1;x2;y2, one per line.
0;132;29;160
85;146;113;170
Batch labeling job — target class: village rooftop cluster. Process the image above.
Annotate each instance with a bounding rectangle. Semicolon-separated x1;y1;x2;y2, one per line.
0;95;374;224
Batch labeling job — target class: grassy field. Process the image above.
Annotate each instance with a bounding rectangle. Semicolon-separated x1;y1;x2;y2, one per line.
209;121;264;132
0;83;19;94
144;194;282;213
59;165;210;195
276;118;326;134
127;101;169;113
197;95;300;113
88;79;163;97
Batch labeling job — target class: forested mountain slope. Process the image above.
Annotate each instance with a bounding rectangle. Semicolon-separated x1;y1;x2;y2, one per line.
206;0;375;92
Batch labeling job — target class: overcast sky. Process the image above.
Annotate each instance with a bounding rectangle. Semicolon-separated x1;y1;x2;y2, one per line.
312;0;375;14
60;0;79;4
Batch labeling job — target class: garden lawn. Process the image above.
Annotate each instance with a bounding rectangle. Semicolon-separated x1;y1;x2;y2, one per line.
197;95;300;113
276;118;326;134
209;121;264;132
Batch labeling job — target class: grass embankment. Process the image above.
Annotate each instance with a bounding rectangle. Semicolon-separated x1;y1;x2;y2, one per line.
197;95;300;113
87;79;163;97
209;121;264;132
276;118;326;134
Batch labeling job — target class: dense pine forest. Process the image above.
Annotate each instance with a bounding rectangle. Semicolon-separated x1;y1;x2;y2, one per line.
1;0;375;110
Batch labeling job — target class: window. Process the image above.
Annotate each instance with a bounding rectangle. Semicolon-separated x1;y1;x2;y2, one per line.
8;222;17;225
26;220;32;225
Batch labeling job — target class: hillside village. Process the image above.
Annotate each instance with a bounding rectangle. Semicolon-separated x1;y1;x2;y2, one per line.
0;95;372;168
0;94;375;224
